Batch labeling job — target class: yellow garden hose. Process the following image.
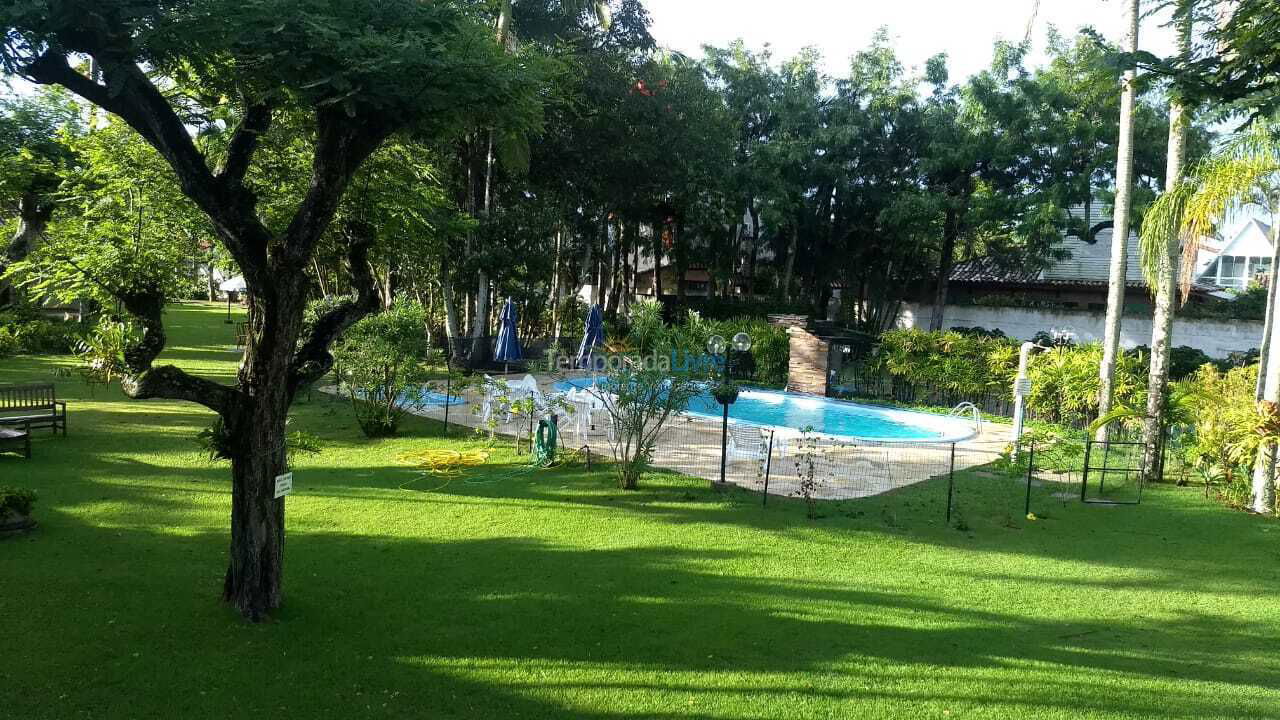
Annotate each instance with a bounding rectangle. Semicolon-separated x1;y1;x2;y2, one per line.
397;448;491;476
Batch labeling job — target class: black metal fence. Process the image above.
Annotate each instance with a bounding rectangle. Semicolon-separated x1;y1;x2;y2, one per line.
828;366;1018;419
393;372;1192;522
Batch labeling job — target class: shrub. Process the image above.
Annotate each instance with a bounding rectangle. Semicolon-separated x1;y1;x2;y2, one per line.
1169;346;1214;381
0;327;17;358
0;486;37;518
75;317;142;387
0;308;81;355
195;416;323;465
624;306;789;387
1180;364;1262;507
594;365;702;490
870;328;1019;397
333;301;438;437
626;299;665;354
1026;343;1143;429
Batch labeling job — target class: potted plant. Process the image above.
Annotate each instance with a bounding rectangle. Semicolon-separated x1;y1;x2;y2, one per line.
0;487;37;536
711;380;740;405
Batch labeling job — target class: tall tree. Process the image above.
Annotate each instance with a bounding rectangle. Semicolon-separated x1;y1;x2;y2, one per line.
1141;118;1280;513
0;87;79;306
1141;0;1194;481
0;0;538;619
1097;0;1142;439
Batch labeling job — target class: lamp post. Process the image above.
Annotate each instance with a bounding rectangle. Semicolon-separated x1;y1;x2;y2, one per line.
709;332;752;487
1012;333;1062;452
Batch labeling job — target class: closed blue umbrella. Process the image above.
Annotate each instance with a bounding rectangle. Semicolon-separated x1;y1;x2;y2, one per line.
494;298;522;367
576;304;604;370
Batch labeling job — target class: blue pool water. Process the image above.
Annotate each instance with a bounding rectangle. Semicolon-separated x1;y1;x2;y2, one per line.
552;378;976;443
393;389;465;407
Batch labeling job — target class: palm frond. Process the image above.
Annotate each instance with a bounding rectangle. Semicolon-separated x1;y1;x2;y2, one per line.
1141;117;1280;302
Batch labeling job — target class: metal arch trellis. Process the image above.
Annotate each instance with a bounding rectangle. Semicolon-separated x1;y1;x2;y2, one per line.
1080;434;1148;506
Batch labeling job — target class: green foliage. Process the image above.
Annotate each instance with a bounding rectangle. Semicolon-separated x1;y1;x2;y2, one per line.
74;316;141;387
595;365;701;490
0;306;81;354
1180;364;1263;508
862;329;1145;429
870;328;1019;397
195;416;323;465
5;119;212;308
1179;283;1269;322
0;486;36;517
624;307;789;387
0;325;17;358
333;301;437;438
625;300;664;355
1026;343;1144;429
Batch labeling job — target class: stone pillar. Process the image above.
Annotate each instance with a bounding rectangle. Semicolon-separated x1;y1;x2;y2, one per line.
786;327;829;395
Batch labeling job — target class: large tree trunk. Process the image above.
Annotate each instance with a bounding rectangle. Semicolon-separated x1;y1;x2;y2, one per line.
1254;272;1280;514
652;219;663;298
549;226;562;338
1142;5;1191;482
782;225;798;302
218;274;315;619
1;192;53;307
674;218;688;301
747;205;760;298
929;206;960;331
1097;0;1140;441
223;397;289;619
469;271;489;365
1256;216;1280;401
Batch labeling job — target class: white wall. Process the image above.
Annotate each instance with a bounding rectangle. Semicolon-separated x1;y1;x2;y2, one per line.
898;303;1262;359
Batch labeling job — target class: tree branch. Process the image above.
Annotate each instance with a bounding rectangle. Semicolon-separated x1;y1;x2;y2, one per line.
23;50;273;287
217;102;273;184
122;365;237;415
289;233;381;394
115;286;236;414
281;107;397;269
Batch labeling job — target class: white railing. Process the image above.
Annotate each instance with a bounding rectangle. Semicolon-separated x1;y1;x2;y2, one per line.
949;402;984;436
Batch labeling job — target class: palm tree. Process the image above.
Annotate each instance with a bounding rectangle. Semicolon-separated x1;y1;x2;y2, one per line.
1097;0;1141;441
1140;118;1280;514
1140;0;1194;481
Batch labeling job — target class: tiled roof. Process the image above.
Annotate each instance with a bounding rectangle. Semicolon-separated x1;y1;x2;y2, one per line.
950;205;1222;294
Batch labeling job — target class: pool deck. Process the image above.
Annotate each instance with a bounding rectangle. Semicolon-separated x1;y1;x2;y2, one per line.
330;372;1013;502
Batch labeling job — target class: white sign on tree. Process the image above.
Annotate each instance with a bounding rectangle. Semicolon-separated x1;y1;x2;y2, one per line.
273;472;293;499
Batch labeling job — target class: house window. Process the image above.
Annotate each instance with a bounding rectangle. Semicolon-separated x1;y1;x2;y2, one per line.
1209;255;1267;289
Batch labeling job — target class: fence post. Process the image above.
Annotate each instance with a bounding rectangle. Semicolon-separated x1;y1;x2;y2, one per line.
443;363;451;436
523;391;534;455
946;442;956;523
1081;437;1093;502
1024;442;1036;517
762;429;775;507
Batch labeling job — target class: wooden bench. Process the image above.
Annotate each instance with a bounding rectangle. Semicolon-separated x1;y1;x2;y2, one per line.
0;383;67;436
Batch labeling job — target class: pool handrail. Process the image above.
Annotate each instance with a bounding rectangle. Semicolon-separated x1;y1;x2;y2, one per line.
948;402;984;436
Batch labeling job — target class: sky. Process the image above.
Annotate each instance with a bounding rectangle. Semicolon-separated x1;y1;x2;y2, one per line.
644;0;1179;83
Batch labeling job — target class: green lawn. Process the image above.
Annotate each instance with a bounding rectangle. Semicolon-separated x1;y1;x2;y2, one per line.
2;302;1278;719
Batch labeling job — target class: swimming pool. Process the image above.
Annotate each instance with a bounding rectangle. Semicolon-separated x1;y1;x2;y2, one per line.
552;377;977;443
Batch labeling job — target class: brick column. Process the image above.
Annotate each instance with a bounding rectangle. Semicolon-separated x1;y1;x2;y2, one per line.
786;327;829;395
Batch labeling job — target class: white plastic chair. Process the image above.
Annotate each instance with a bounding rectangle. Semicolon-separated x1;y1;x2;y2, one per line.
478;374;500;424
727;424;771;463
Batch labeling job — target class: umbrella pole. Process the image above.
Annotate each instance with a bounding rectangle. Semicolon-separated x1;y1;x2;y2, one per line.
225;294;233;324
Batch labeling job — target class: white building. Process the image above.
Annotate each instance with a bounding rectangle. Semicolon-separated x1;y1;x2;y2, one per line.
1195;218;1274;291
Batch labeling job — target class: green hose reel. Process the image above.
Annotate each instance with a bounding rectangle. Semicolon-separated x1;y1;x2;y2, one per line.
532;416;559;468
